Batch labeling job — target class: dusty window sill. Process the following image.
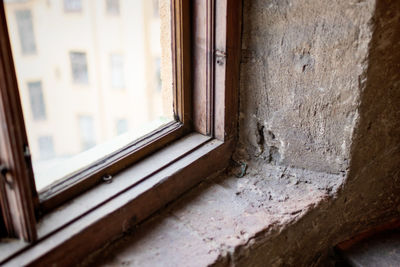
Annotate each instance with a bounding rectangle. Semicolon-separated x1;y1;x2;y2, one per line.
0;133;234;266
82;162;345;266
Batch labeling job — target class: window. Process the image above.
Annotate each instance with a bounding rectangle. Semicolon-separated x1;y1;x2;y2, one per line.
0;0;241;264
70;52;89;84
15;9;36;54
110;54;124;89
38;136;55;160
115;118;128;135
5;0;174;193
106;0;119;15
78;115;96;150
27;81;46;120
152;0;159;18
154;57;161;91
64;0;82;12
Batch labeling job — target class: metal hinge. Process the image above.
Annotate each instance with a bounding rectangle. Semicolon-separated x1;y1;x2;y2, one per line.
215;49;227;66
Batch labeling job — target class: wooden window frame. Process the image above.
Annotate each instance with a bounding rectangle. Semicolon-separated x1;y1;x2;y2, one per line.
0;0;242;265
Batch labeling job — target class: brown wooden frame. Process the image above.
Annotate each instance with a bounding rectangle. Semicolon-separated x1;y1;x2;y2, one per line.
0;2;38;242
0;0;242;265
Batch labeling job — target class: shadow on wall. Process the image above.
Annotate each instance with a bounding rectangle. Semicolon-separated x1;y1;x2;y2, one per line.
330;0;400;245
323;0;400;256
235;0;400;265
345;0;400;207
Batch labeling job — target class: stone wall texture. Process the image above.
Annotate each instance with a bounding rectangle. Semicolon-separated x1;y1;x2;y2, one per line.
236;0;400;265
239;0;375;174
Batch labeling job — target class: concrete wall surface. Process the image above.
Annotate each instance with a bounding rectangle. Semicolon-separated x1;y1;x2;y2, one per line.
235;0;400;265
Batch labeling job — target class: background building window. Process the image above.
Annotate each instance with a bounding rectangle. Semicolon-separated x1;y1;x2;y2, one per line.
64;0;82;12
78;115;96;150
110;54;124;88
15;9;36;54
152;0;159;18
116;119;128;135
70;52;89;84
38;136;55;160
154;58;161;91
28;81;46;120
106;0;120;15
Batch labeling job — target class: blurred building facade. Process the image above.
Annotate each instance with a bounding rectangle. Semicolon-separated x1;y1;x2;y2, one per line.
4;0;171;175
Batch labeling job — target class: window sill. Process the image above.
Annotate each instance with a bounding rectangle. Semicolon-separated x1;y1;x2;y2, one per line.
0;133;235;266
82;162;346;266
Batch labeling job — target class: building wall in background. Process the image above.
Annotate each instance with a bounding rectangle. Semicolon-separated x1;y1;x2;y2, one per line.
4;0;171;166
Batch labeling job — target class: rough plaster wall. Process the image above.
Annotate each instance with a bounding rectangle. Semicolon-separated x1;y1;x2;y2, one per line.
238;0;374;173
235;0;400;265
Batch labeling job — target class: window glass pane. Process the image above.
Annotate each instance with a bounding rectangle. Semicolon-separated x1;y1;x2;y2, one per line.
106;0;120;15
154;57;161;92
152;0;159;18
5;0;173;191
116;119;128;135
78;115;96;150
110;54;124;88
38;136;55;160
64;0;82;12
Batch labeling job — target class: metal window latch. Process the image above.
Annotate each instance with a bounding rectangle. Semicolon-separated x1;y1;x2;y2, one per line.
102;174;113;184
0;164;13;188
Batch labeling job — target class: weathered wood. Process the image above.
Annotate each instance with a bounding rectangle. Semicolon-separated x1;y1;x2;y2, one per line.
2;139;234;267
0;2;38;242
192;0;215;135
192;0;242;141
172;0;192;129
37;133;211;238
0;133;211;263
214;0;242;141
40;121;186;212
